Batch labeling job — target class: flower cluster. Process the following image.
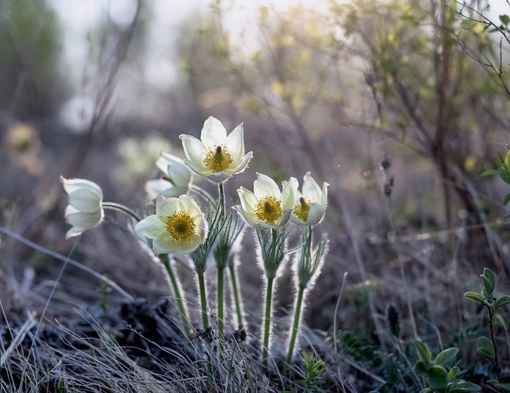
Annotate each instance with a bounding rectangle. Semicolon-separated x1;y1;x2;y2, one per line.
60;115;329;365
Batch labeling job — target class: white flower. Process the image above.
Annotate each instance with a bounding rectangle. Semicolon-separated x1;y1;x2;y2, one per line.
290;172;328;226
179;116;253;183
235;173;298;229
145;152;192;199
135;194;207;254
60;176;104;239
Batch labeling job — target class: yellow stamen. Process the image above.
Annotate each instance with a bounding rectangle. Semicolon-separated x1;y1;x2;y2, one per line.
165;211;196;242
293;197;310;222
203;145;233;173
255;196;282;224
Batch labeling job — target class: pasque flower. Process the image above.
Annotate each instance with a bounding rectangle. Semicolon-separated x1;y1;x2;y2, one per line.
135;194;207;254
145;152;192;199
290;172;328;226
61;176;104;239
179;116;253;183
235;173;298;229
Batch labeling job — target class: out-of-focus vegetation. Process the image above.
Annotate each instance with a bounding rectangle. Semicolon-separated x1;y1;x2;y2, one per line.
2;0;510;391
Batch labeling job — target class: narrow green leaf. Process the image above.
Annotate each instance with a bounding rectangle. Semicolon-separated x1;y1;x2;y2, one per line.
495;295;510;310
451;381;481;391
428;365;448;390
504;194;510;206
464;292;485;303
435;347;458;367
481;271;495;298
414;341;432;364
480;169;501;177
505;149;510;167
483;268;497;288
489;381;510;392
477;336;495;362
447;366;460;382
496;383;510;392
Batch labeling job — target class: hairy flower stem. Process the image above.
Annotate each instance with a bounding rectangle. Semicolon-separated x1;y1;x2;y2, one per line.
262;276;275;367
160;254;189;335
217;265;225;336
287;285;305;364
219;182;226;218
229;263;243;328
102;202;142;222
198;272;209;330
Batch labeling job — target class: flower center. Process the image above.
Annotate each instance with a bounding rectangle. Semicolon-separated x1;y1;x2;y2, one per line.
203;145;234;173
293;197;311;222
255;196;282;224
165;211;196;242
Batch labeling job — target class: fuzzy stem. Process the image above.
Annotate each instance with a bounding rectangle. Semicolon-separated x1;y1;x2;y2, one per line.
229;263;244;328
217;265;225;336
160;254;189;335
198;272;209;330
102;202;142;222
287;285;305;364
262;276;275;367
219;182;226;218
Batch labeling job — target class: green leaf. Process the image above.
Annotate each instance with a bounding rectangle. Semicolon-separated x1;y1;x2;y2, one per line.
447;366;460;382
435;347;458;367
414;341;432;364
415;360;428;376
489;381;510;391
451;381;481;391
500;170;510;184
480;168;501;177
481;269;496;298
505;149;510;167
477;336;495;362
464;292;485;303
495;295;510;310
428;365;448;390
500;14;510;26
504;193;510;206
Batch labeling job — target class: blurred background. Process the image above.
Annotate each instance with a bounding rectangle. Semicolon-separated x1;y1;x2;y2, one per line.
1;0;510;342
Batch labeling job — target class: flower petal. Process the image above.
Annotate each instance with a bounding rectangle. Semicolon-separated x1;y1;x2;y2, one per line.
67;189;102;212
321;182;329;208
226;123;244;161
306;203;326;225
227;151;253;176
158;152;192;186
180;134;208;172
201;116;227;148
281;177;298;210
291;203;325;226
156;197;180;218
160;186;188;198
302;172;323;203
206;172;231;183
135;215;166;239
254;173;280;198
238;186;258;212
65;208;103;229
61;177;103;198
